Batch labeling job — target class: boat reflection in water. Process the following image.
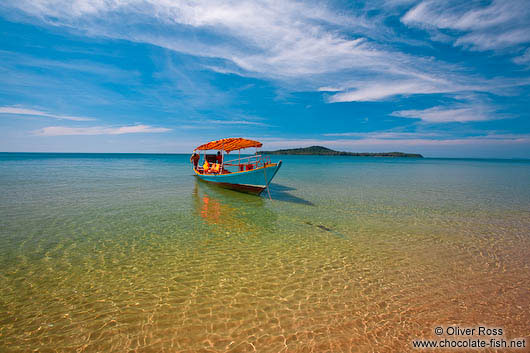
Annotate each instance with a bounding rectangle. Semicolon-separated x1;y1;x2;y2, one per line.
192;180;277;235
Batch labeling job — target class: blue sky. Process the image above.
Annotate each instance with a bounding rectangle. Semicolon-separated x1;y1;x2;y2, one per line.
0;0;529;157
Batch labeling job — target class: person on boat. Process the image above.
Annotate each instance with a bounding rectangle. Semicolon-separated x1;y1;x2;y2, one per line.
212;163;221;174
190;152;200;169
203;159;209;173
213;151;222;173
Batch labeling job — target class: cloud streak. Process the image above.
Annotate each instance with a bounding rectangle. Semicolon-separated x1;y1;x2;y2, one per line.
1;0;504;102
326;80;456;102
202;119;270;126
0;106;95;121
323;132;441;138
391;104;499;123
35;124;171;136
257;134;530;151
514;48;530;65
1;1;375;77
402;0;530;51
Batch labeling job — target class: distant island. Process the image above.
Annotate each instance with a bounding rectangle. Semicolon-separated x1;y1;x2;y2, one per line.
261;146;423;158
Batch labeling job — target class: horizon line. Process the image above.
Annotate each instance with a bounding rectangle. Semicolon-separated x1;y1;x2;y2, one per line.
1;151;529;161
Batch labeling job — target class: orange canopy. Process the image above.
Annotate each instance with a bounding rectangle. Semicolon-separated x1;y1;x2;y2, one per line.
194;138;263;153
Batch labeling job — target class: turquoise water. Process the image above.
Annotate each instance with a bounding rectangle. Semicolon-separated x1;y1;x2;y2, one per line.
1;153;529;352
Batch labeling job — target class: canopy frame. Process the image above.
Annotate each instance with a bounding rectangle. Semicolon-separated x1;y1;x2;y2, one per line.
194;137;262;153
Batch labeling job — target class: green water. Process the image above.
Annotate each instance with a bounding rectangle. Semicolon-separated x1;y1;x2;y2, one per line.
1;153;529;352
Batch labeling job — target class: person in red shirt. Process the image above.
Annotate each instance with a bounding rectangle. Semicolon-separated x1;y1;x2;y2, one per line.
190;152;200;169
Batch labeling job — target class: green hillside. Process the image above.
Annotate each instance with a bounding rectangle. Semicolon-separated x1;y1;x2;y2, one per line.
261;146;423;158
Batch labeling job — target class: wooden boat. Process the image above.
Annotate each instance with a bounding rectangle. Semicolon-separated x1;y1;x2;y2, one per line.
191;138;282;195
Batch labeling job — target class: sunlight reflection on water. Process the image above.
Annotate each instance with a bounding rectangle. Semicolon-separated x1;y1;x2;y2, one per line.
0;154;529;352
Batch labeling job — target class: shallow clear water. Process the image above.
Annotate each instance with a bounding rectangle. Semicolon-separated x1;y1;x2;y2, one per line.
1;153;529;352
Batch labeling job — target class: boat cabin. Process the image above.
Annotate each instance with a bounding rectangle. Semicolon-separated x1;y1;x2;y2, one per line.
192;138;272;175
191;137;282;196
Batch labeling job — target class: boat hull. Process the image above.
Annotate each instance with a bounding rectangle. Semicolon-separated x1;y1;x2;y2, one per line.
194;161;282;195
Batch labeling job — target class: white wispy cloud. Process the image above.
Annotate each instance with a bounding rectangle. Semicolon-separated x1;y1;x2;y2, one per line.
391;104;499;123
2;1;375;77
317;86;343;92
0;0;497;103
257;133;530;150
0;106;95;121
177;117;272;129
402;0;530;51
1;52;139;80
326;80;450;102
203;119;270;126
35;124;171;136
513;48;530;65
323;131;441;138
2;0;528;107
323;71;495;102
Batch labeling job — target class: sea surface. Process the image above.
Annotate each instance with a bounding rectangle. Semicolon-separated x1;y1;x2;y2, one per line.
0;153;529;352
